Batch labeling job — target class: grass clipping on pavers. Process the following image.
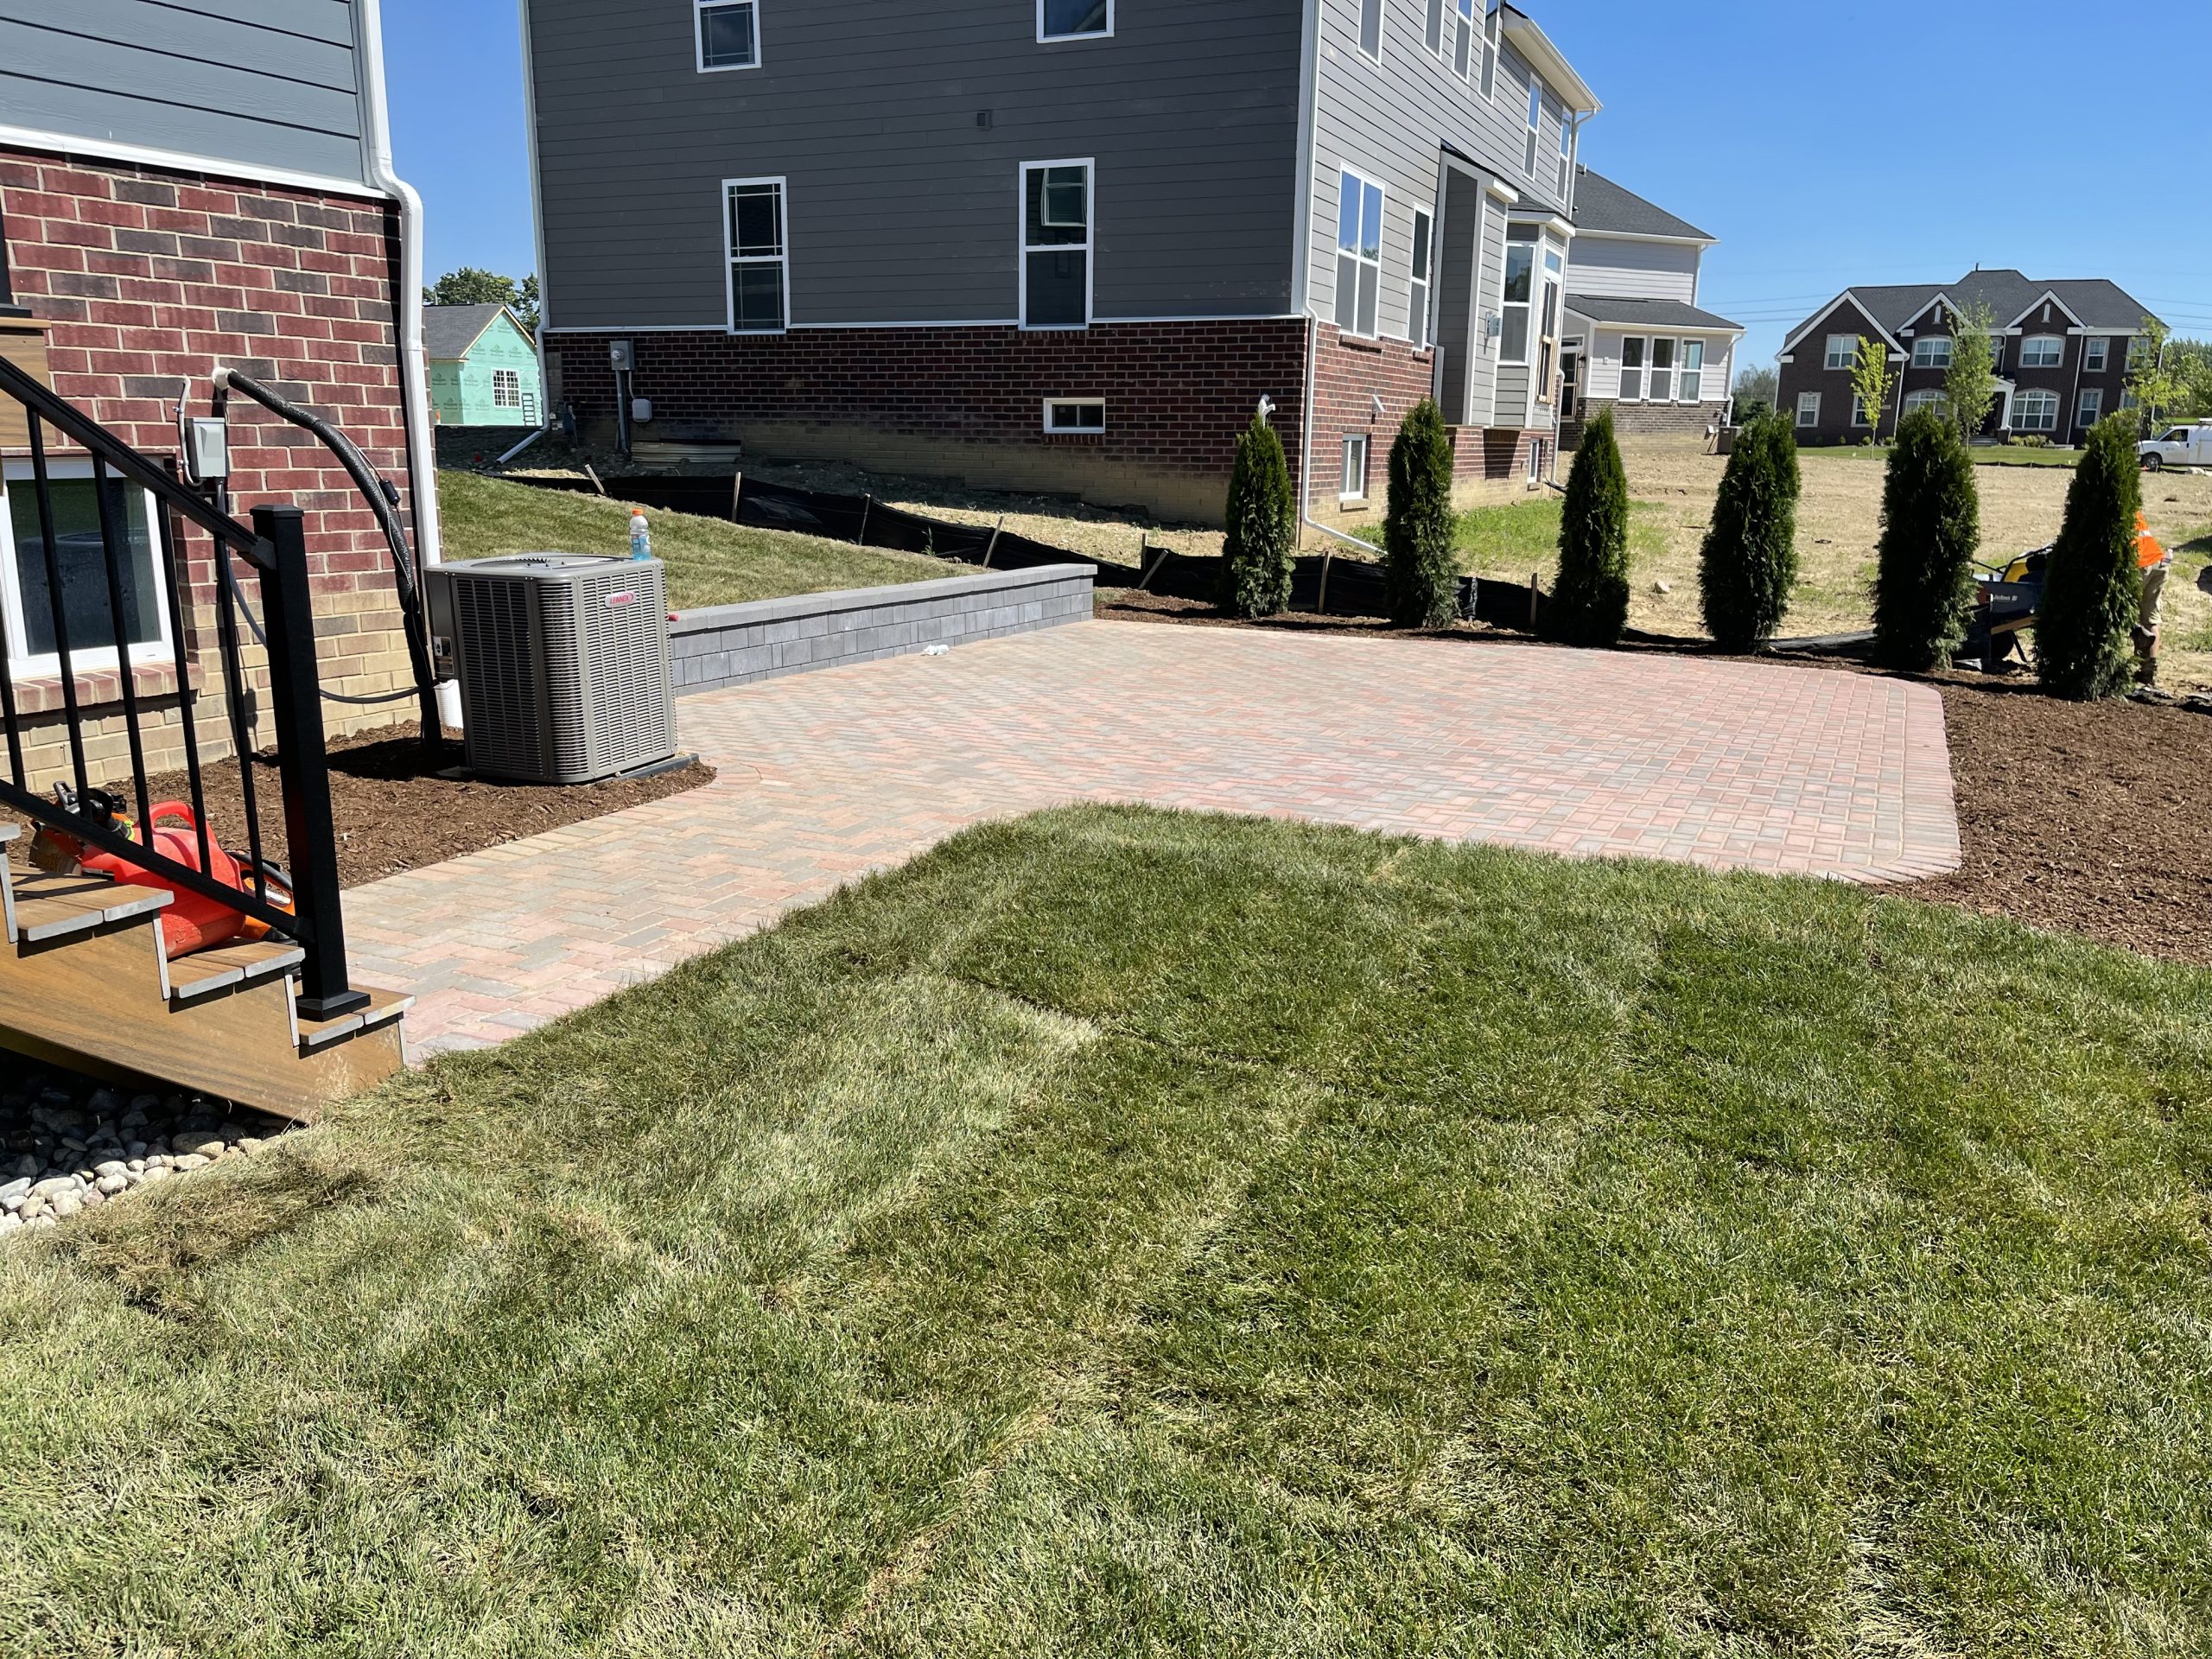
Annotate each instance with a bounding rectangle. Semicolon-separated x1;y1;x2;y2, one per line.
4;805;2210;1655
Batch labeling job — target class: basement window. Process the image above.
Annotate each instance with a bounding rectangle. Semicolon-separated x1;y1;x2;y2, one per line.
1044;398;1106;434
1340;434;1371;503
696;0;761;72
0;460;175;680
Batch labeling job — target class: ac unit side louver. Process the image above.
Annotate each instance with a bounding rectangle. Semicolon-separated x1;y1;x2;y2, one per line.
425;555;677;785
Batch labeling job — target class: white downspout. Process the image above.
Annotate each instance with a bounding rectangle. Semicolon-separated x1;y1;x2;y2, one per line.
355;0;462;730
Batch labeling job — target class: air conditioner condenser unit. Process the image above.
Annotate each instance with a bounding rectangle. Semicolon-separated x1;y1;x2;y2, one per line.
425;554;677;785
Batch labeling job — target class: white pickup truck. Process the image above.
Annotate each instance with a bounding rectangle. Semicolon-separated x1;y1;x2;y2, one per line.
2139;423;2212;469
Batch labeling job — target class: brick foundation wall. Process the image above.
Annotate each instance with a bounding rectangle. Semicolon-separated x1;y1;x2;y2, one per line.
547;321;1308;528
1593;399;1728;439
0;146;423;792
1307;324;1437;512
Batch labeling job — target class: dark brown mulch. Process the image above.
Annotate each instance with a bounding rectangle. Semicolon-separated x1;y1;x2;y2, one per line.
8;731;714;891
1911;681;2212;966
1099;594;2212;968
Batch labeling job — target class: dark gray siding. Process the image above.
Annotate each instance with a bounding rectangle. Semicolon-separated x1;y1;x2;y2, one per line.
0;0;369;184
528;0;1306;332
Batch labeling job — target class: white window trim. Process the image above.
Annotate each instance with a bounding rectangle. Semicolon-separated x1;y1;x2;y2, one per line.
721;175;791;336
1332;165;1386;340
2075;388;2103;428
1408;207;1433;350
1357;0;1385;62
1618;334;1646;402
1903;388;1947;416
1478;0;1499;95
491;368;523;409
1019;157;1095;331
1036;0;1113;42
2012;389;2060;433
1500;229;1537;365
1340;433;1371;504
1910;335;1953;369
1523;78;1543;179
0;460;176;682
695;0;762;73
2084;337;2109;372
1824;334;1857;372
1042;397;1106;434
1796;391;1821;429
2020;334;2064;369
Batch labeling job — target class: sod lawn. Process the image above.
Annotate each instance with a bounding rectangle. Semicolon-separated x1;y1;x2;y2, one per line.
440;470;962;610
4;808;2208;1654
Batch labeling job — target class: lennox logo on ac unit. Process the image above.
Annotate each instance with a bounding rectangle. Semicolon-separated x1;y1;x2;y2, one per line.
605;591;638;607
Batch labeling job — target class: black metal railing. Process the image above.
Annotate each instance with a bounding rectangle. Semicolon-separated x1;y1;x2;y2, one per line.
0;355;367;1018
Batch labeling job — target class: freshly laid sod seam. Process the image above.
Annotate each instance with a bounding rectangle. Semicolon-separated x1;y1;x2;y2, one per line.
3;806;2209;1656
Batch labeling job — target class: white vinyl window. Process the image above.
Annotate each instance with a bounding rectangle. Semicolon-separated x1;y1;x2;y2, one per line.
1989;334;2006;370
1453;0;1477;77
1333;168;1384;339
1796;391;1821;428
2127;336;2152;371
1618;335;1645;401
2076;388;2102;429
2084;336;2108;372
1408;208;1433;350
1679;339;1704;403
1500;227;1535;363
1851;394;1870;428
1043;398;1106;433
724;177;788;333
2013;389;2059;432
1648;336;1675;402
0;461;175;680
1903;388;1947;416
696;0;760;72
1524;79;1543;178
1038;0;1111;41
1479;0;1498;95
2021;335;2063;369
1357;0;1384;60
1341;434;1371;502
1557;113;1572;199
491;368;522;408
1426;0;1445;54
1536;245;1562;398
1021;159;1093;328
1910;335;1952;369
1824;334;1857;371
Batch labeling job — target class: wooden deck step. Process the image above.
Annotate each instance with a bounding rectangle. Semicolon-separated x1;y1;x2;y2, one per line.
165;938;307;1007
297;987;413;1055
7;874;171;946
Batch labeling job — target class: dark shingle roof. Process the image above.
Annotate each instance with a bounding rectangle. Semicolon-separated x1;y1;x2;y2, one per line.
1567;294;1741;333
423;303;512;362
1808;270;2157;341
1571;168;1713;242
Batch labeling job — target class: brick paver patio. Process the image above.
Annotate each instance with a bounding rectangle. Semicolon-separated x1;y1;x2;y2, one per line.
346;623;1959;1054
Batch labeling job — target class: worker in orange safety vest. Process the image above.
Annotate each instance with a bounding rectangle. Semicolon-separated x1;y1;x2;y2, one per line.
2135;511;2171;685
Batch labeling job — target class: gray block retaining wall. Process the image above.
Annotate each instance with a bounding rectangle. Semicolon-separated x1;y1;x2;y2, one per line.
669;563;1095;696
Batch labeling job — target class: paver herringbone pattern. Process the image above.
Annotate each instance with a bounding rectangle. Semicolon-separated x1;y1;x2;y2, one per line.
346;623;1958;1054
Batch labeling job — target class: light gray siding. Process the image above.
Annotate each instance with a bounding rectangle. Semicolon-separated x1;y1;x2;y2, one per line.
529;0;1306;332
0;0;370;185
1581;326;1734;403
1567;235;1699;304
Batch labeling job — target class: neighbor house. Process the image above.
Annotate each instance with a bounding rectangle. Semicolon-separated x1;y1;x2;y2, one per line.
427;302;543;426
523;0;1606;523
0;0;444;782
1777;270;2159;447
1562;166;1739;441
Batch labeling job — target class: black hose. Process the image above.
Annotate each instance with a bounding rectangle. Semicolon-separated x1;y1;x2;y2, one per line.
217;369;444;747
216;558;418;704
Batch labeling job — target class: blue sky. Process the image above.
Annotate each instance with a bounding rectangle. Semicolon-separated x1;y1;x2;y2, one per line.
385;0;2212;376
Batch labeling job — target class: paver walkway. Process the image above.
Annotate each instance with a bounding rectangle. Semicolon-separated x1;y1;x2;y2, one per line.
346;623;1959;1054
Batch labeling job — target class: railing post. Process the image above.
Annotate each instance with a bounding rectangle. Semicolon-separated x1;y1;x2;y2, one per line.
252;504;369;1020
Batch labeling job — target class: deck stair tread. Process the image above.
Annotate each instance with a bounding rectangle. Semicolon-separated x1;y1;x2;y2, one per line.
168;939;307;1005
9;874;173;944
297;988;413;1053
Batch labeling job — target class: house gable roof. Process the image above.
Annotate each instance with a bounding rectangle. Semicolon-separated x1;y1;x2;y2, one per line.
1789;270;2157;353
423;302;522;362
1570;168;1713;243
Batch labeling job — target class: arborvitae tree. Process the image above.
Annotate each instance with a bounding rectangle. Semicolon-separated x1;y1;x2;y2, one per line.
1219;413;1297;619
1385;398;1459;629
1871;405;1980;671
1545;406;1631;646
2037;413;2142;700
1699;411;1802;652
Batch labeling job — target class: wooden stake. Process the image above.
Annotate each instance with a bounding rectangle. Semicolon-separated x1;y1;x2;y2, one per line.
730;470;744;522
583;462;607;497
982;514;1006;569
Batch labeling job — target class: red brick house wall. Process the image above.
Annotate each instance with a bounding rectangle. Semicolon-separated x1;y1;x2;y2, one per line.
0;145;422;787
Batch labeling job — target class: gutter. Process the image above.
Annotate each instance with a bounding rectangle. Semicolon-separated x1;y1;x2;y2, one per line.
355;0;462;729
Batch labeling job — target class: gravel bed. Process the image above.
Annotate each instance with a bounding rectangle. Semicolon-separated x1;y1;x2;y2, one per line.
0;1064;286;1234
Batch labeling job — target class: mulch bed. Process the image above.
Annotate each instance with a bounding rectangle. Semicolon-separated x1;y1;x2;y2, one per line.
1101;593;2212;969
7;731;714;892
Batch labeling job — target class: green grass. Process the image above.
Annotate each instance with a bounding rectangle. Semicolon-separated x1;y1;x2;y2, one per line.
1452;495;1669;576
438;470;963;610
7;808;2212;1654
1802;444;2082;468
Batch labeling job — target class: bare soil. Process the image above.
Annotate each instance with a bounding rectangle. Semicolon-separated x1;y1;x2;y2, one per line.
6;731;714;892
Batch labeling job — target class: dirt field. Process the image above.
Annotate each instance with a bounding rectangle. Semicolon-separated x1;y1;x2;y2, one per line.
1608;438;2212;687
